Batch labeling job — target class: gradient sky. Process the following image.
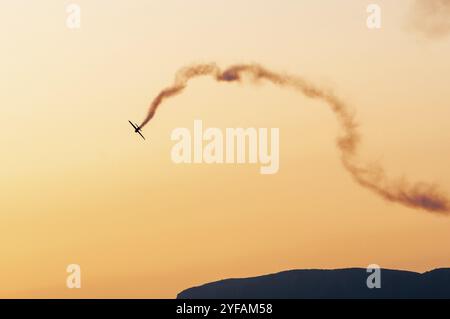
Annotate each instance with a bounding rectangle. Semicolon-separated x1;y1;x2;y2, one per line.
1;0;450;298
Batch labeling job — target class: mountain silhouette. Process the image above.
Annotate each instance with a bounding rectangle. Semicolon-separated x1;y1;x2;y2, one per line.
177;268;450;299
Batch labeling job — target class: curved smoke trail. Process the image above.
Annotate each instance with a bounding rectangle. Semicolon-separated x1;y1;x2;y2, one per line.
139;63;449;214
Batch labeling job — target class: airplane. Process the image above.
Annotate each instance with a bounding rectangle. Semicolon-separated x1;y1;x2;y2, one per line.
128;120;145;140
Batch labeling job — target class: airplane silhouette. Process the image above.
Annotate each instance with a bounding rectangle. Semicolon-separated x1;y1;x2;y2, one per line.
128;120;145;140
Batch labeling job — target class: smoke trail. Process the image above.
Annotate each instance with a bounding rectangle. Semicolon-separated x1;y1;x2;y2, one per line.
408;0;450;39
139;63;449;214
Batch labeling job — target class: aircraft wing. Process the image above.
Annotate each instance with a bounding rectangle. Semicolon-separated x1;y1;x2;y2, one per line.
128;120;138;130
137;131;145;140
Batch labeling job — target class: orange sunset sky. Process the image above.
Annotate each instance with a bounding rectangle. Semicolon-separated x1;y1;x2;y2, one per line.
1;0;450;298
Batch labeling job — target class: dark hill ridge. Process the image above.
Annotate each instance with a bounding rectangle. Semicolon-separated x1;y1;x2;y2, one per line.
177;268;450;299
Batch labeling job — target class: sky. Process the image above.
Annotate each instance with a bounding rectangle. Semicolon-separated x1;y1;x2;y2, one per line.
1;0;450;298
